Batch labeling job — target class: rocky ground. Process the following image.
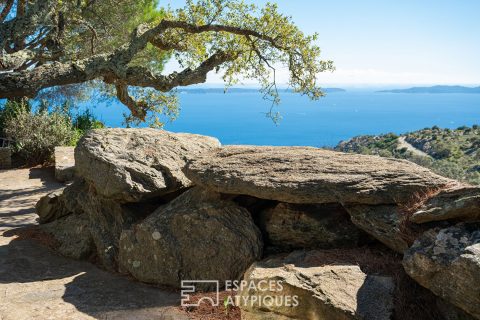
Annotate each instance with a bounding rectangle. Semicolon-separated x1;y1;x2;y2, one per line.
0;168;188;320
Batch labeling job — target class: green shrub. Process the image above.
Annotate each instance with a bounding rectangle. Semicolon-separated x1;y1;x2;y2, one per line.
1;98;106;165
0;100;31;135
4;110;76;165
70;109;105;145
73;109;105;131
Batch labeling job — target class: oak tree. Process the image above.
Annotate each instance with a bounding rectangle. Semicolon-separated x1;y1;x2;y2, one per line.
0;0;334;126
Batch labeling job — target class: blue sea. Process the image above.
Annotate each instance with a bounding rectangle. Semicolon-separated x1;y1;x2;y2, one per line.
85;89;480;147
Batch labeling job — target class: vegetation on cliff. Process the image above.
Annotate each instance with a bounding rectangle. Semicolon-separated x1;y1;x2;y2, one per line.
335;125;480;185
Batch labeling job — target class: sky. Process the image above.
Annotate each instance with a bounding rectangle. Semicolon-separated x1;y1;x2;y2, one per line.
162;1;480;86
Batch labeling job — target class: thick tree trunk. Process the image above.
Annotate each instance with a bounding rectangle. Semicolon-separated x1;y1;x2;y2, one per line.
0;0;14;22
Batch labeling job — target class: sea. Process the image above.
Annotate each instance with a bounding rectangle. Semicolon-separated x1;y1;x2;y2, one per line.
84;88;480;148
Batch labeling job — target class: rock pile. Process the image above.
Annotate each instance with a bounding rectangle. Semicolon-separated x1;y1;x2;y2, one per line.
36;129;480;320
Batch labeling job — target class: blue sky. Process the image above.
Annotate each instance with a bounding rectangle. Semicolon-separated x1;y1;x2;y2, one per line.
163;1;480;86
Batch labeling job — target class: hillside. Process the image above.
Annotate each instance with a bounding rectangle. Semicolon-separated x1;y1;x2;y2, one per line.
335;125;480;184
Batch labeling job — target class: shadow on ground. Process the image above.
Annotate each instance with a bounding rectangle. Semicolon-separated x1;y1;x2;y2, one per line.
0;168;188;320
0;235;187;319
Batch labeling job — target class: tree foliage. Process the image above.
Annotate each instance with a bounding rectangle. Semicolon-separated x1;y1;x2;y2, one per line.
0;0;334;126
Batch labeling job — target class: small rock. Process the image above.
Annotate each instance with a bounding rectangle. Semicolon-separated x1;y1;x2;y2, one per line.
35;189;67;224
40;213;94;260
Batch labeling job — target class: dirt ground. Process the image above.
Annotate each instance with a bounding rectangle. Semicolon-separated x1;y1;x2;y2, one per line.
0;168;190;320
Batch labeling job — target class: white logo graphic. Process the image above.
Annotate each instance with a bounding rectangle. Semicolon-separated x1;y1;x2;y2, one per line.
180;280;220;307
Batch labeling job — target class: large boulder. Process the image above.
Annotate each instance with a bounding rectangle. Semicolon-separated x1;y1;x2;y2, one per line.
119;188;263;289
79;190;153;270
37;179;164;270
410;186;480;223
40;213;94;260
75;129;220;202
258;203;369;251
344;205;409;253
403;223;480;318
239;250;395;320
184;146;454;205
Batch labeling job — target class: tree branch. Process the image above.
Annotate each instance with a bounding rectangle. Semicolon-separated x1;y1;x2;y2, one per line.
0;50;233;99
0;56;109;98
0;0;13;22
158;20;287;50
0;0;56;51
0;48;35;71
0;18;258;98
115;82;147;121
0;16;299;109
123;51;234;91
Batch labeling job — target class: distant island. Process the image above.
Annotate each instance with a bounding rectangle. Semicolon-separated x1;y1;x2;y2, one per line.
178;88;346;94
378;85;480;94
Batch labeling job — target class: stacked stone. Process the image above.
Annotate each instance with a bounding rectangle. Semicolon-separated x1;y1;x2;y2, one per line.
36;129;480;320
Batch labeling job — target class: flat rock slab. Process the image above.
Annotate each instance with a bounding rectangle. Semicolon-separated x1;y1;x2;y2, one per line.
240;250;395;320
184;146;454;205
411;186;480;223
75;129;220;202
54;146;75;182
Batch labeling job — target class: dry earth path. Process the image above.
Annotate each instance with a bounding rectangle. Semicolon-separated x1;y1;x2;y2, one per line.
0;168;188;320
397;136;431;158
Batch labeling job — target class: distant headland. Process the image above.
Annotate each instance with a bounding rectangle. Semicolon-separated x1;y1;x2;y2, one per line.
378;85;480;94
